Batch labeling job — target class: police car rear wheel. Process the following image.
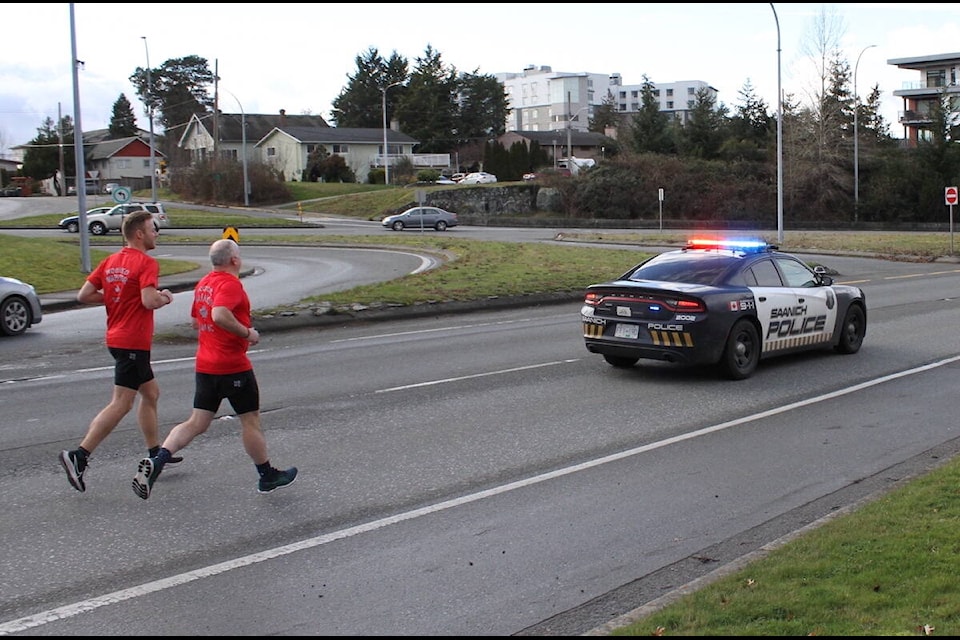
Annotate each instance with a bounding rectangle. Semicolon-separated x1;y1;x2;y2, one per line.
835;305;865;354
719;319;760;380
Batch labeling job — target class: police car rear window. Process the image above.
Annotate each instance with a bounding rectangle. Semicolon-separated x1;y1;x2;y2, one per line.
628;253;737;286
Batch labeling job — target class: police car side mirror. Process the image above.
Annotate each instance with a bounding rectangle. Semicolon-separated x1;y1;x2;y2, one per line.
819;274;833;286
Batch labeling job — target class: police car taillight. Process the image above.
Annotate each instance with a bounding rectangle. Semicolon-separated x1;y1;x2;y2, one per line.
584;291;602;306
674;299;706;312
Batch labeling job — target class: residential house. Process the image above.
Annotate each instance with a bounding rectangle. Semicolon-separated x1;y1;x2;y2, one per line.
497;130;614;166
257;126;424;183
11;127;161;191
889;52;960;147
178;109;329;164
83;134;165;189
0;157;20;174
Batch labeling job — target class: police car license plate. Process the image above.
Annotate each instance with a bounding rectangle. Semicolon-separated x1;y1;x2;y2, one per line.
614;323;639;339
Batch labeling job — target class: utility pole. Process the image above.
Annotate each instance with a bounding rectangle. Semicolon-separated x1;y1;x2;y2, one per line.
141;36;157;203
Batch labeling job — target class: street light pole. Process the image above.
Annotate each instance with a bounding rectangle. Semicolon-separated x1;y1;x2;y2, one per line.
854;44;877;220
141;36;157;203
770;3;783;244
222;89;249;206
381;81;402;185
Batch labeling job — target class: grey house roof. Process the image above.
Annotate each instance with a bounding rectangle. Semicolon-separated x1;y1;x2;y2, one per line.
198;112;330;144
260;126;419;146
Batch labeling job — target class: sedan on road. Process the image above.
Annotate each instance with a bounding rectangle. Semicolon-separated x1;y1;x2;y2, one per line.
581;237;867;379
0;275;42;336
382;206;459;232
58;203;170;235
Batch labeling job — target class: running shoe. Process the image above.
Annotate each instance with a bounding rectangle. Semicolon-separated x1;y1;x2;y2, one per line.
59;450;86;492
132;457;162;500
257;467;298;493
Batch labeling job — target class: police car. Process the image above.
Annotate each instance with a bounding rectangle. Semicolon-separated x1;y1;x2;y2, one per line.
581;238;867;379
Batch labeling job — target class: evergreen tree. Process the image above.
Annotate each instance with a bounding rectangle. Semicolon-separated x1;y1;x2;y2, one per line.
728;80;772;145
330;47;408;128
22;116;73;184
629;75;674;154
678;87;728;159
588;91;620;134
456;72;509;147
130;55;215;142
108;94;139;139
395;45;459;154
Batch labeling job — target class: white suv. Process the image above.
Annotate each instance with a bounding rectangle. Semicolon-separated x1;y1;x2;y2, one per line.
83;202;170;236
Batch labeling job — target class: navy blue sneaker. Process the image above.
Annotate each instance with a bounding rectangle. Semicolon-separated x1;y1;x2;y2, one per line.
257;467;298;493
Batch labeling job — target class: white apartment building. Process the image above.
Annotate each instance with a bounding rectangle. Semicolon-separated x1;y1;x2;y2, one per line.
495;65;718;133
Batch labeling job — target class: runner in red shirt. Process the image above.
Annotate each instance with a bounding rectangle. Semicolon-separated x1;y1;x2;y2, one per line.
59;210;181;492
132;238;297;499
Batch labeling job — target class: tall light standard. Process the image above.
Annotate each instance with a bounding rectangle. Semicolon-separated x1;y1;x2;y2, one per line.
141;36;157;203
381;81;402;185
770;3;783;244
222;88;249;206
854;44;877;220
69;3;91;273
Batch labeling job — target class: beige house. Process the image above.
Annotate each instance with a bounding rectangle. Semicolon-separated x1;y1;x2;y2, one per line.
178;110;450;182
178;110;329;165
256;126;422;182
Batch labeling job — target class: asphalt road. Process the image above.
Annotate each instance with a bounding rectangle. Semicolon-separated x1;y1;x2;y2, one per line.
5;196;960;634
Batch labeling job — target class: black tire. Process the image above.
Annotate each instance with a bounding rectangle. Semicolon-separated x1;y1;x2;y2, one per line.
66;221;79;233
89;221;107;236
0;295;31;336
391;220;404;231
719;319;760;380
834;304;866;354
603;354;639;368
435;220;448;231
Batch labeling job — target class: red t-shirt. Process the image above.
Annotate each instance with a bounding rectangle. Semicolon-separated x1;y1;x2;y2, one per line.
86;247;159;351
192;270;252;375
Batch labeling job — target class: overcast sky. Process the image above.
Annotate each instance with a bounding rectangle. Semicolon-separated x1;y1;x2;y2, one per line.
2;3;959;155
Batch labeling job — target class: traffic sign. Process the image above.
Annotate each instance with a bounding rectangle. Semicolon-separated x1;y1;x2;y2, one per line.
113;186;132;204
946;186;959;206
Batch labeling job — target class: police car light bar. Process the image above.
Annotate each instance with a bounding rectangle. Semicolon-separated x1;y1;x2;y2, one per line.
686;237;776;253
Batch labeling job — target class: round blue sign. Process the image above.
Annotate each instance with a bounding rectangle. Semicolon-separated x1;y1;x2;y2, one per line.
113;187;132;204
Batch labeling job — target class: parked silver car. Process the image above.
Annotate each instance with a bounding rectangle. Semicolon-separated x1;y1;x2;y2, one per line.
381;206;459;231
0;276;42;336
460;172;497;184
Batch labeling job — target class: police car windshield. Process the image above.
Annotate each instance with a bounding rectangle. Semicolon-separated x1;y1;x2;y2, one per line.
627;252;737;286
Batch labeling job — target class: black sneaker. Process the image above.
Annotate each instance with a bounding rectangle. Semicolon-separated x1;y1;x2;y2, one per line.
132;457;163;500
148;449;183;465
257;467;298;494
59;450;86;492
